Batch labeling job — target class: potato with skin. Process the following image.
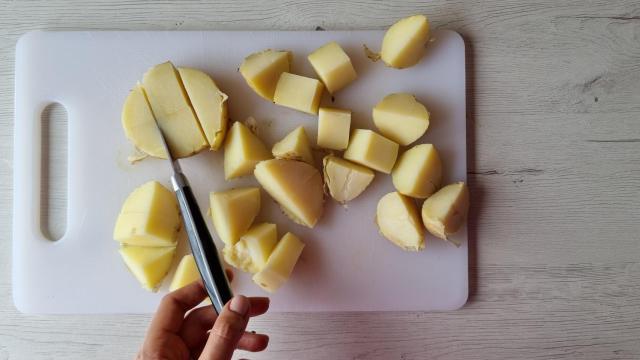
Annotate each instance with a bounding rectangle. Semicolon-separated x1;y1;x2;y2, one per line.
252;232;305;293
273;72;324;115
323;155;374;203
224;121;272;180
210;187;261;246
119;245;176;291
373;93;429;146
121;84;168;159
240;50;292;100
223;223;278;274
376;192;425;251
421;182;469;246
381;15;430;69
392;144;442;198
344;129;399;173
272;126;314;165
308;41;357;93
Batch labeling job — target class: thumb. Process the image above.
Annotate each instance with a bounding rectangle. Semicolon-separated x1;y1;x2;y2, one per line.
199;296;250;360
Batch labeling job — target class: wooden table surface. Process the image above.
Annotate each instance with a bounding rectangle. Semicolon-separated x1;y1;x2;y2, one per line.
1;1;639;359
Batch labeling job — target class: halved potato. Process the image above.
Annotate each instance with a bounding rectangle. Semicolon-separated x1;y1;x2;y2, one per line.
240;49;292;100
381;15;430;69
373;93;429;146
376;192;425;251
224;121;272;180
252;232;305;293
272;126;314;165
421;182;469;246
323;155;374;203
392;144;441;198
121;84;168;159
210;187;261;246
119;245;176;291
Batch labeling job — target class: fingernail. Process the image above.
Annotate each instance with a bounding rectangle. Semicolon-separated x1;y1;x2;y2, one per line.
229;295;249;315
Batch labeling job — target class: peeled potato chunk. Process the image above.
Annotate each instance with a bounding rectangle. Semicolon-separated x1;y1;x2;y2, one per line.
373;93;429;146
317;107;351;151
381;15;430;69
252;232;305;293
169;254;201;291
142;61;208;158
308;41;357;93
272;126;314;165
254;159;324;228
119;245;176;291
113;181;180;247
376;192;425;251
344;129;399;173
210;187;261;246
273;72;324;115
240;49;292;100
178;67;229;150
323;155;374;203
121;84;168;159
223;223;278;274
392;144;442;198
224;121;272;180
421;182;469;246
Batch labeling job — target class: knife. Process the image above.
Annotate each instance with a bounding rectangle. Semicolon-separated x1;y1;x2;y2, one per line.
156;129;233;314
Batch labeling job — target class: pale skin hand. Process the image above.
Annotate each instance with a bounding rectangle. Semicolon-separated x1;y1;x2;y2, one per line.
137;272;270;360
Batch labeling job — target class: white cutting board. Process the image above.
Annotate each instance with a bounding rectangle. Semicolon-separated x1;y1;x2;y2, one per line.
13;30;467;314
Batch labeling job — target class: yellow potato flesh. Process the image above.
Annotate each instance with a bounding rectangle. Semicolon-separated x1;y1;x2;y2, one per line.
421;182;469;246
223;121;272;180
272;126;314;165
252;232;305;293
373;93;429;146
121;84;168;159
273;72;324;115
344;129;399;173
317;107;351;150
307;41;357;93
177;67;229;150
224;223;278;274
254;159;324;228
210;187;261;246
392;144;442;198
376;192;425;251
119;245;176;291
142;61;208;158
240;50;292;100
381;15;430;69
323;155;374;203
113;181;180;247
169;254;200;291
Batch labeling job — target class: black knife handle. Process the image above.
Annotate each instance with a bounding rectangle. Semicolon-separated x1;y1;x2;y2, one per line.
172;173;233;314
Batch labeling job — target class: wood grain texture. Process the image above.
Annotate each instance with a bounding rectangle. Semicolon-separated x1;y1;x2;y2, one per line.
0;0;639;359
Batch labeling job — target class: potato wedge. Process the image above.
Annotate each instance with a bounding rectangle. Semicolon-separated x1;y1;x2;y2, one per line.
421;182;469;245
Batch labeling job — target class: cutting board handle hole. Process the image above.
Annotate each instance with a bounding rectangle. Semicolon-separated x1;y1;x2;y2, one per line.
40;102;68;241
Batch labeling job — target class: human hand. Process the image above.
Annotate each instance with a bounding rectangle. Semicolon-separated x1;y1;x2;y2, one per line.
136;273;269;360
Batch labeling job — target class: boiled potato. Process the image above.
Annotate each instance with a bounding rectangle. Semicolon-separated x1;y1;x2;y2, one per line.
323;155;374;203
344;129;399;173
381;15;430;69
392;144;442;198
113;181;180;247
273;72;324;114
223;223;278;274
224;121;272;180
252;232;305;293
308;41;357;93
373;93;429;146
178;67;229;150
121;84;168;159
210;187;261;246
376;192;425;251
254;159;324;228
119;245;176;291
169;254;200;291
240;49;292;100
272;126;314;165
421;182;469;246
317;107;351;151
142;61;208;158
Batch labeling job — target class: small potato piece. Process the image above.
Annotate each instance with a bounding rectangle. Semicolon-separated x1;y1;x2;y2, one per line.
178;67;229;150
421;182;469;246
119;245;176;291
210;187;261;246
169;254;200;291
323;155;374;203
240;50;292;101
254;159;324;228
373;93;429;146
308;41;357;93
224;121;272;180
392;144;442;198
252;232;305;293
381;15;430;69
121;84;168;159
376;192;425;251
344;129;399;173
224;223;278;274
317;107;351;150
272;126;314;165
273;72;324;115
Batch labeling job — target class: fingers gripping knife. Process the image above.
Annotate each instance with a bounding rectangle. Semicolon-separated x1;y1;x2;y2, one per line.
156;129;233;314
